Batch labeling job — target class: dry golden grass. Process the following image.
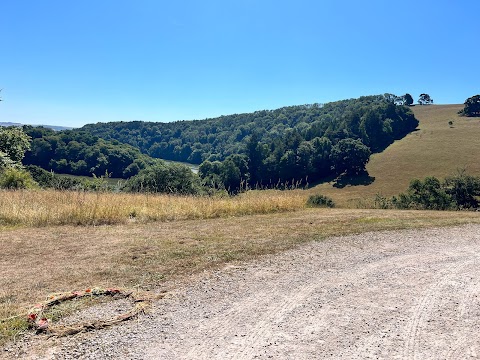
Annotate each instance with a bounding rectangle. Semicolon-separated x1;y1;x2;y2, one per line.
2;207;480;345
0;189;307;228
314;105;480;207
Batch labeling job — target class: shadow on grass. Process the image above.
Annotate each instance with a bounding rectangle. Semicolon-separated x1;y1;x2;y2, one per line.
333;171;375;188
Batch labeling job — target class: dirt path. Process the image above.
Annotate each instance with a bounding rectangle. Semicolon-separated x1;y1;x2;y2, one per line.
8;224;480;359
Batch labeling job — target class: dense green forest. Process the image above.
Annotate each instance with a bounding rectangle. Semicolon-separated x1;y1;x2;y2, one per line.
21;94;418;191
76;95;418;189
78;95;417;164
22;126;157;178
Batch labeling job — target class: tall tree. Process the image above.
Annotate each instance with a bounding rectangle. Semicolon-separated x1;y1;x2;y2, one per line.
418;93;433;105
246;132;265;185
0;127;31;167
403;93;414;106
330;138;371;176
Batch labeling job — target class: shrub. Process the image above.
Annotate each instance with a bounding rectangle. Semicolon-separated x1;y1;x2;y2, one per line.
406;177;452;210
27;165;85;190
123;162;203;195
0;168;37;189
444;170;480;209
374;193;392;209
307;194;335;208
391;171;480;210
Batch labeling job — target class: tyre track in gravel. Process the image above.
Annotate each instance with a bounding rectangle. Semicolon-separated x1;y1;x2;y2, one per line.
441;260;480;360
8;224;480;360
402;255;478;360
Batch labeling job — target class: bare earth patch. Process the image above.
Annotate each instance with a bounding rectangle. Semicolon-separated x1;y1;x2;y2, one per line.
8;224;480;359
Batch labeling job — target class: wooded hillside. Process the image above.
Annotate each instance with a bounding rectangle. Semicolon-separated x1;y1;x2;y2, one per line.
22;95;419;188
78;95;418;165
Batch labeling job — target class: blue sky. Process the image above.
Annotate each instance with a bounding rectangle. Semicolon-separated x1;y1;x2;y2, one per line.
1;0;478;128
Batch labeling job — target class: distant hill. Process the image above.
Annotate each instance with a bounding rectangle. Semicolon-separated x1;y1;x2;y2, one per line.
315;104;480;205
0;122;74;131
0;121;22;127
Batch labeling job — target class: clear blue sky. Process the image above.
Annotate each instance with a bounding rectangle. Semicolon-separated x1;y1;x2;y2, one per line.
1;0;478;128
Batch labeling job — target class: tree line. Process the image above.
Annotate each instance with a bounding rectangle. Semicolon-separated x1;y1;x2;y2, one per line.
2;94;420;193
197;95;418;191
76;95;417;164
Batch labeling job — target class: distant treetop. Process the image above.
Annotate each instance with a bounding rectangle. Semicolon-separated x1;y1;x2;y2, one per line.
418;93;433;105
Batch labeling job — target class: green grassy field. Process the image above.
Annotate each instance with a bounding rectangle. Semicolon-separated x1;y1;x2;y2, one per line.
314;105;480;206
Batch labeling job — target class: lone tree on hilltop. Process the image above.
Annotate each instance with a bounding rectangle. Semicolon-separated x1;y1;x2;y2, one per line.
461;95;480;117
418;93;433;105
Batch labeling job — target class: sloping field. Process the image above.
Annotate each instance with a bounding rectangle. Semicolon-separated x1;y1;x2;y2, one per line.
315;104;480;206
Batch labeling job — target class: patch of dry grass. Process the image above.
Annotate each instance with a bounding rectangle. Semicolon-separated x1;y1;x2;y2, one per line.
314;105;480;206
0;189;307;227
2;207;480;345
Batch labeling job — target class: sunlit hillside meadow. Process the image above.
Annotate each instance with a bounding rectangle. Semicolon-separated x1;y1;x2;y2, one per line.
314;105;480;206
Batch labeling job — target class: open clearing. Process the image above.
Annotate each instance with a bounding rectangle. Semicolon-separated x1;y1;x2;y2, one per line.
8;223;480;359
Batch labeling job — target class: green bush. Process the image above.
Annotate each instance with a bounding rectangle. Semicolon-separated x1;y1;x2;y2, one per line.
307;194;335;208
26;165;85;190
444;170;480;209
0;168;37;189
123;162;203;195
391;171;480;210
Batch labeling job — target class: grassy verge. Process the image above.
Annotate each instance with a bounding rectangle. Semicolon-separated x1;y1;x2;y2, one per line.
2;207;480;345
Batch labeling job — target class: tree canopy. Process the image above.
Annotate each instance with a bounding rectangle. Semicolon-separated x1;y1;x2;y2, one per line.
123;162;202;194
461;95;480;117
403;93;414;106
418;93;433;105
330;138;371;176
77;94;417;165
0;127;31;168
22;126;157;178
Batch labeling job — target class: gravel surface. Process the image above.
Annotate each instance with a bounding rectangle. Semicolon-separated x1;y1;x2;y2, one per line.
5;224;480;359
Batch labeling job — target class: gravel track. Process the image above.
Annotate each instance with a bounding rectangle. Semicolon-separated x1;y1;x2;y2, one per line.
6;224;480;359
